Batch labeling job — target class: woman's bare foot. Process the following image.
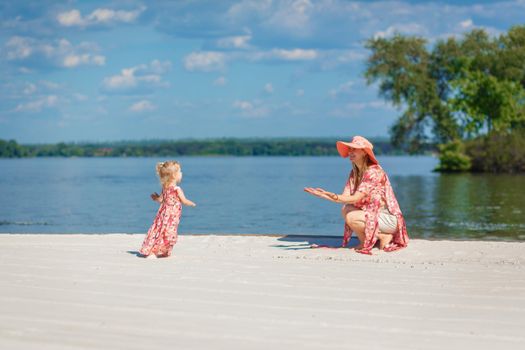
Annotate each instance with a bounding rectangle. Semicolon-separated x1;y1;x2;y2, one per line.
352;243;364;250
377;233;393;250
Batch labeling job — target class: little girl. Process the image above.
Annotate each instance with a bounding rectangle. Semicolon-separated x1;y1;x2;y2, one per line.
139;161;196;258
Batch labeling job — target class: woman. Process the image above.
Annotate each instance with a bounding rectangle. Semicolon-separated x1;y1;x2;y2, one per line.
304;136;408;255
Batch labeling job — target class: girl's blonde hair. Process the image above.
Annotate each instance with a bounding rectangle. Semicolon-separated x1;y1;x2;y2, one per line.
156;161;181;187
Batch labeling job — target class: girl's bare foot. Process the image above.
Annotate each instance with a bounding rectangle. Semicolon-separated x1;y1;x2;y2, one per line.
352;243;364;250
146;254;157;259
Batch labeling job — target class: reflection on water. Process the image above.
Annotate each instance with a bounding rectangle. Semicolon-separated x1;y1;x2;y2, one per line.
399;174;525;240
0;157;523;240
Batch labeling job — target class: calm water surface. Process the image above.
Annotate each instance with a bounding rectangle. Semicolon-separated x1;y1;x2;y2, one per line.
1;156;524;240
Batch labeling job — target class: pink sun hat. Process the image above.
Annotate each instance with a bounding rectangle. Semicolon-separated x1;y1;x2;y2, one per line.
336;136;379;164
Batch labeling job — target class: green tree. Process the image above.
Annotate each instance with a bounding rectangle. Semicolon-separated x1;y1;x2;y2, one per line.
365;34;460;152
365;25;525;172
0;139;27;157
449;70;525;136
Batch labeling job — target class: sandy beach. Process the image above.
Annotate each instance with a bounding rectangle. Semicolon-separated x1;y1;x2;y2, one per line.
0;234;524;350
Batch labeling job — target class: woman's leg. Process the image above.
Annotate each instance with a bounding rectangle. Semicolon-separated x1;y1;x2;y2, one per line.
344;209;366;249
341;205;359;246
341;204;358;219
377;211;397;250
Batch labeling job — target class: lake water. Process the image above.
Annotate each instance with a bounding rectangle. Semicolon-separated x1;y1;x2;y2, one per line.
1;156;524;240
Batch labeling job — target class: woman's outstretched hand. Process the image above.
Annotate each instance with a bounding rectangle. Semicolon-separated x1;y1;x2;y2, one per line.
304;187;338;202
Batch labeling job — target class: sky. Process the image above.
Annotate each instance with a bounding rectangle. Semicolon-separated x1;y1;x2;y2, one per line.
1;0;524;143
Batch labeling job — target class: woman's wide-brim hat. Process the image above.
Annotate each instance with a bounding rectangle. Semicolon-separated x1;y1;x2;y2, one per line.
336;135;379;164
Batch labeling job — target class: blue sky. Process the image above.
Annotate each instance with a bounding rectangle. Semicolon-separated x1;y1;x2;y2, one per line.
1;0;524;143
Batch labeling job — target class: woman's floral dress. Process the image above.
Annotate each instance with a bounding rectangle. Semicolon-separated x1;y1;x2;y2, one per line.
342;164;409;255
140;185;182;257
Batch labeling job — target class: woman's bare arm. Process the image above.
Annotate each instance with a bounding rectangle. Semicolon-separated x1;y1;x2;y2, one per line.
304;187;365;204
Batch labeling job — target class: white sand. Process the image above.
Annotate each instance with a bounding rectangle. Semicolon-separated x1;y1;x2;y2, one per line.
0;234;524;350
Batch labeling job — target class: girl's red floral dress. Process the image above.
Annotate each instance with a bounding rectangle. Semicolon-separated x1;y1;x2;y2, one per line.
342;164;409;255
140;184;182;257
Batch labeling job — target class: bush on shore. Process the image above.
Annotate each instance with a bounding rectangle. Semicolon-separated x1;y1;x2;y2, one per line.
465;129;525;173
435;140;472;172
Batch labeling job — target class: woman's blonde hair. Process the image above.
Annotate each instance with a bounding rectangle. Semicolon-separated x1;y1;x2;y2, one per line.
156;161;181;187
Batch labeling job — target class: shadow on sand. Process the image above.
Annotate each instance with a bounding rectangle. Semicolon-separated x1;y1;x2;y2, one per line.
127;250;146;257
272;235;361;250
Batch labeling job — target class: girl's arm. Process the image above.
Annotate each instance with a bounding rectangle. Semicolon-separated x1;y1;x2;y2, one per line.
304;187;365;204
151;192;162;203
176;188;196;207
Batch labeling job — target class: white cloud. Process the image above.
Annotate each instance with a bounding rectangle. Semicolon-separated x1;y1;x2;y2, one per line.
63;54;105;67
18;67;33;74
5;36;32;60
329;81;354;98
40;80;61;90
265;0;314;33
226;1;273;20
4;36;106;69
318;49;368;70
264;83;274;94
374;23;428;39
15;95;58;112
130;100;156;112
184;52;226;72
104;68;138;89
335;50;367;63
331;100;395;117
73;93;88;101
23;83;37;95
56;9;84;27
352;100;394;110
217;34;252;49
56;6;146;27
102;60;171;92
233;100;253;110
20;80;60;96
228;0;314;35
213;76;227;86
149;59;172;74
243;48;318;62
183;48;318;71
460;19;473;29
270;48;317;60
437;22;501;42
368;100;394;109
233;99;270;118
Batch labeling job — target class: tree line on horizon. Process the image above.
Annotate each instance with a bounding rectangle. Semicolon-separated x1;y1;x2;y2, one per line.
0;138;412;158
365;25;525;173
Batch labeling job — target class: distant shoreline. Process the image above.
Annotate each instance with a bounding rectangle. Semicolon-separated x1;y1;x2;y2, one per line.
0;138;435;158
